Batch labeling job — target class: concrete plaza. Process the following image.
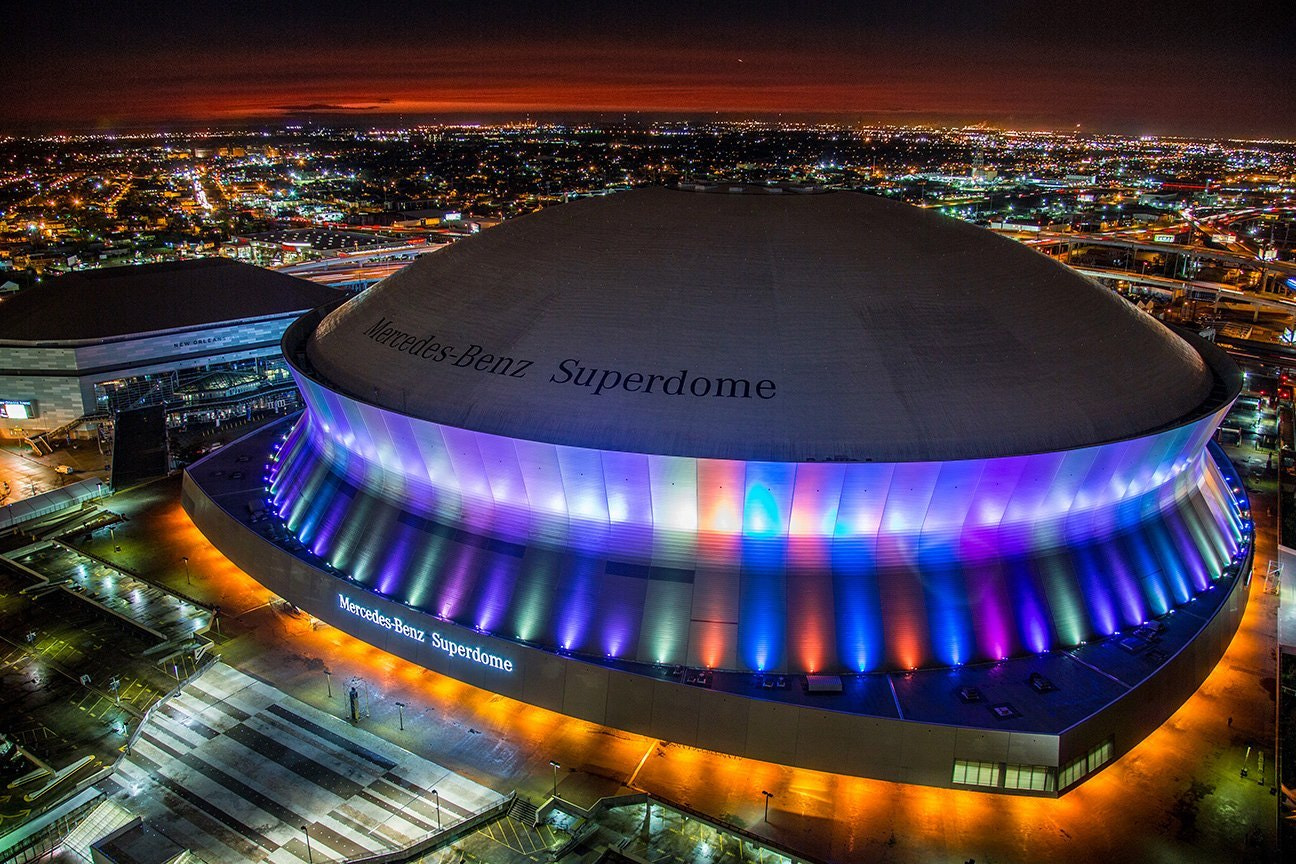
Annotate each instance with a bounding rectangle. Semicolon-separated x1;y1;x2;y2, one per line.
102;662;503;864
68;461;1279;864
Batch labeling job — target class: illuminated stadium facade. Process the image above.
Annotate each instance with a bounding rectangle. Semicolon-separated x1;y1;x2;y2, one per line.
184;186;1252;796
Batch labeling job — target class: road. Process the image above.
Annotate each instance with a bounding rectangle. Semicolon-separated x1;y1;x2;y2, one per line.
1071;266;1296;315
1009;230;1296;279
275;244;443;290
1187;205;1296;259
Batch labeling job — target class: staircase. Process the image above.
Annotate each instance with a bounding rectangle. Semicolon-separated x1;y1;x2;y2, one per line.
28;412;112;454
56;799;134;862
508;796;539;827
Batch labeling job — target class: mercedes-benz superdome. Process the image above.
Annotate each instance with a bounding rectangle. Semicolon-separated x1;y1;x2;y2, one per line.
185;184;1252;795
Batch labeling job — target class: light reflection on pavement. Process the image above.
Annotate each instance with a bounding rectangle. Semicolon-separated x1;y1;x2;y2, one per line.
77;471;1280;863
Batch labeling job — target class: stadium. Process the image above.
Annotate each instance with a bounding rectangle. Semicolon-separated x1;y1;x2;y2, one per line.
184;185;1253;796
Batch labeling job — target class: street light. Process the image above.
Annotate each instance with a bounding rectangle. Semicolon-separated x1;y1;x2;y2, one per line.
761;790;773;822
432;788;441;830
395;701;406;731
181;556;190;586
301;825;313;864
324;667;332;698
549;760;560;798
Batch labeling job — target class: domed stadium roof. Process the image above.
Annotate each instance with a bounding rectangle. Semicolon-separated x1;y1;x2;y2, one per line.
305;185;1217;462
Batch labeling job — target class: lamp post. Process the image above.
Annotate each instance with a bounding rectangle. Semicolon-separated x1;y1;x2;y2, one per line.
761;790;773;822
181;556;190;586
301;825;313;863
432;788;441;830
395;701;405;731
549;760;560;798
324;667;332;698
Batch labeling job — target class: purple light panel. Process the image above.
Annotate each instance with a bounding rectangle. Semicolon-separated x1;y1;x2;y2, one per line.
268;368;1245;674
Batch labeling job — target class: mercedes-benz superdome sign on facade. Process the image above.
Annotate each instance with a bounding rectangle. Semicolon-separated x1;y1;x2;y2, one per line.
186;185;1252;796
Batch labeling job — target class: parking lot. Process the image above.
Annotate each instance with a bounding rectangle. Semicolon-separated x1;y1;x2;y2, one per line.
0;561;180;829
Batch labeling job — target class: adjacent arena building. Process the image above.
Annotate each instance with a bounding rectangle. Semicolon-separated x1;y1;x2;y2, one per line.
0;258;339;442
184;185;1253;796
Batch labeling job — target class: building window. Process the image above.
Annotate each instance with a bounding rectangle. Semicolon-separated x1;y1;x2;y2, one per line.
1087;739;1113;772
1058;737;1115;791
1003;763;1056;792
1057;754;1087;789
952;759;999;787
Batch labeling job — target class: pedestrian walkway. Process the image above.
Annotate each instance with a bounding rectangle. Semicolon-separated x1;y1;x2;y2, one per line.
97;663;503;864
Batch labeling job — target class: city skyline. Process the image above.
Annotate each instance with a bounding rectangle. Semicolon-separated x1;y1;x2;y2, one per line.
0;7;1291;858
5;1;1295;138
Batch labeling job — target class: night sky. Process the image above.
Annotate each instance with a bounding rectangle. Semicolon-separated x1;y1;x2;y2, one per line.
5;1;1294;137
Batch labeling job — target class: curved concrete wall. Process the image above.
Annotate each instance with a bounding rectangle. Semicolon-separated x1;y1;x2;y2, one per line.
184;461;1251;796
